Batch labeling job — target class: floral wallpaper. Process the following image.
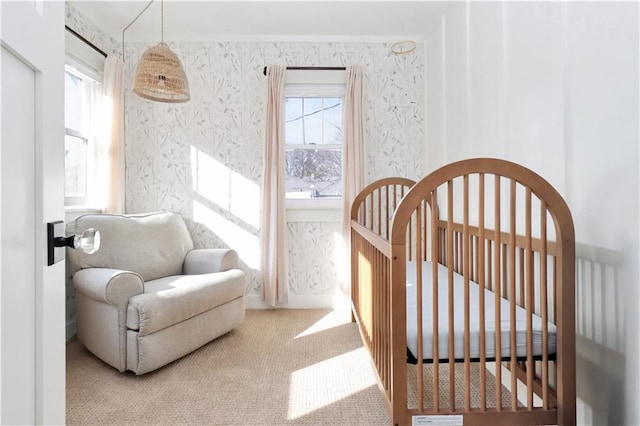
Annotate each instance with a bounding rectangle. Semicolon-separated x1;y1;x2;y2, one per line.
64;5;425;304
65;3;121;59
125;42;424;302
123;40;425;301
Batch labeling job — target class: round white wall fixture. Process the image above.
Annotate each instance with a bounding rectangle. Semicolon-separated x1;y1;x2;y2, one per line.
390;40;417;55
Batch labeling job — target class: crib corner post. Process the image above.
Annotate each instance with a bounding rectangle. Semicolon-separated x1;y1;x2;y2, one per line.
390;242;408;424
556;234;577;426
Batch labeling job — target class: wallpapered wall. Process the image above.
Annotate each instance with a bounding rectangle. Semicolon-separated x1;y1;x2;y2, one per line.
66;3;425;306
65;3;121;59
123;40;424;304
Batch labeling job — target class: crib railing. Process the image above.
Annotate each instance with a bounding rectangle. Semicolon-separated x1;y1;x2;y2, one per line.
351;178;415;405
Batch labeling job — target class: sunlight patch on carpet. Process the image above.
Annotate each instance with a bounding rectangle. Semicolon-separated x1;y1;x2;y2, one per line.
294;309;351;339
287;347;378;420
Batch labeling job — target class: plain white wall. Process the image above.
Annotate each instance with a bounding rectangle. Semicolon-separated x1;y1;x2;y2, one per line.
424;1;639;424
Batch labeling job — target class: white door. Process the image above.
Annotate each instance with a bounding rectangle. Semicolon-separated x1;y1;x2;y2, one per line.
1;2;66;424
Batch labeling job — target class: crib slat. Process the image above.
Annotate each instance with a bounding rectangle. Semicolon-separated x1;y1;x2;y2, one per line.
440;227;443;264
379;244;382;390
463;175;471;411
473;235;478;282
541;201;549;409
526;188;534;410
430;190;440;411
423;201;428;261
380;248;384;378
408;203;413;262
453;231;458;272
377;188;382;236
372;237;378;382
416;205;424;410
370;243;375;353
447;180;455;410
478;173;487;411
363;197;368;229
382;251;387;391
553;257;557;325
487;240;493;292
385;187;390;239
494;175;502;411
519;247;525;308
509;179;518;411
380;244;384;389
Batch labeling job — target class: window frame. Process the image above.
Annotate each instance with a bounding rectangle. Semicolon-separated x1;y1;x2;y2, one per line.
283;78;346;211
63;64;101;207
64;28;105;210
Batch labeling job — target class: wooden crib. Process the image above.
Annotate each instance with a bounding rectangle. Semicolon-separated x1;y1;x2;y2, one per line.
350;158;575;426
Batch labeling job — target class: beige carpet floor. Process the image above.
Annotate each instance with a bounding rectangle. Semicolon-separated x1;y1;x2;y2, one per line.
66;309;391;425
67;309;513;425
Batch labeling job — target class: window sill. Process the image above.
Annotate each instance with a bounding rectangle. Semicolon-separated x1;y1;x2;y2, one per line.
286;198;341;210
286;198;341;223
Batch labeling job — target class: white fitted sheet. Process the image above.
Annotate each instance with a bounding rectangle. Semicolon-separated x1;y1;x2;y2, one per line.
406;261;556;361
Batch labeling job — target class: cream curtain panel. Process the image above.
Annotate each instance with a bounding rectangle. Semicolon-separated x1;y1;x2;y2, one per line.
101;56;125;214
342;66;365;239
261;65;288;306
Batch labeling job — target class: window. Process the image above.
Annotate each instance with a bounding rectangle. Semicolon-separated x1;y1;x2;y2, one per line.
64;66;101;206
284;81;345;202
64;27;105;209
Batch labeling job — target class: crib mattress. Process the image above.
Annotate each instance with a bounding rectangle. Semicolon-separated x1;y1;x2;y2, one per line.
406;261;557;361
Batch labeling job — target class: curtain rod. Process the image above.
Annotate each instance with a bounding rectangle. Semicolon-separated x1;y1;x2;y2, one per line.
65;25;108;58
262;66;346;76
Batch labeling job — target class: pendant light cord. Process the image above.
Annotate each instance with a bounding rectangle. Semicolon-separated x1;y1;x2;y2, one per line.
160;0;164;43
121;0;155;60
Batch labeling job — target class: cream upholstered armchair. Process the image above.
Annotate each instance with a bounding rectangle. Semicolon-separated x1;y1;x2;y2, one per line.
67;211;246;375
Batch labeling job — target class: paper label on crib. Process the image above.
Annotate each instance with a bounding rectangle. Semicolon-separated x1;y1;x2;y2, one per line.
412;415;463;426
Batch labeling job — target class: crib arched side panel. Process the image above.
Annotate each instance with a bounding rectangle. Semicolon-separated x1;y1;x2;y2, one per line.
389;158;575;424
391;159;574;246
350;177;415;239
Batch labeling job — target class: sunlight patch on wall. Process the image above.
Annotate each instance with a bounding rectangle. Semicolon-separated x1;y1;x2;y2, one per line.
230;171;260;230
191;146;259;229
287;348;378;420
193;200;260;269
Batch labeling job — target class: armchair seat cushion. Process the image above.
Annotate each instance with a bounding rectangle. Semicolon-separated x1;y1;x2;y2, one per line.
126;269;245;335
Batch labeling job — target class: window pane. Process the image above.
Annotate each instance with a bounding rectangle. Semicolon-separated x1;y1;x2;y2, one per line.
65;71;82;131
64;133;87;201
302;98;323;145
285;97;303;145
285;148;342;198
323;98;342;144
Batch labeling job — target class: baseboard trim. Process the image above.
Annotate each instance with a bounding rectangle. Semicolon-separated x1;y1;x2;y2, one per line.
245;293;339;309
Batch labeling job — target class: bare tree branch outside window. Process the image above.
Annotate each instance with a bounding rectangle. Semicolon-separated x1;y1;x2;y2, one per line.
284;96;343;198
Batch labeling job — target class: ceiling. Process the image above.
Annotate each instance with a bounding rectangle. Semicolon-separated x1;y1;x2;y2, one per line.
68;1;447;42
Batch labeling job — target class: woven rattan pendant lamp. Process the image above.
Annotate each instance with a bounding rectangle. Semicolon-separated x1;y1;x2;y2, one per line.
132;0;190;103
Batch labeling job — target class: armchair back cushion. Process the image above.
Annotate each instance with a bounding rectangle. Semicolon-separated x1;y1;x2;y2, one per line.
67;212;194;281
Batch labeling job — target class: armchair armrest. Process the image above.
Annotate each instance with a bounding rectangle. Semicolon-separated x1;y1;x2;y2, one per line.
183;249;239;275
73;268;144;306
